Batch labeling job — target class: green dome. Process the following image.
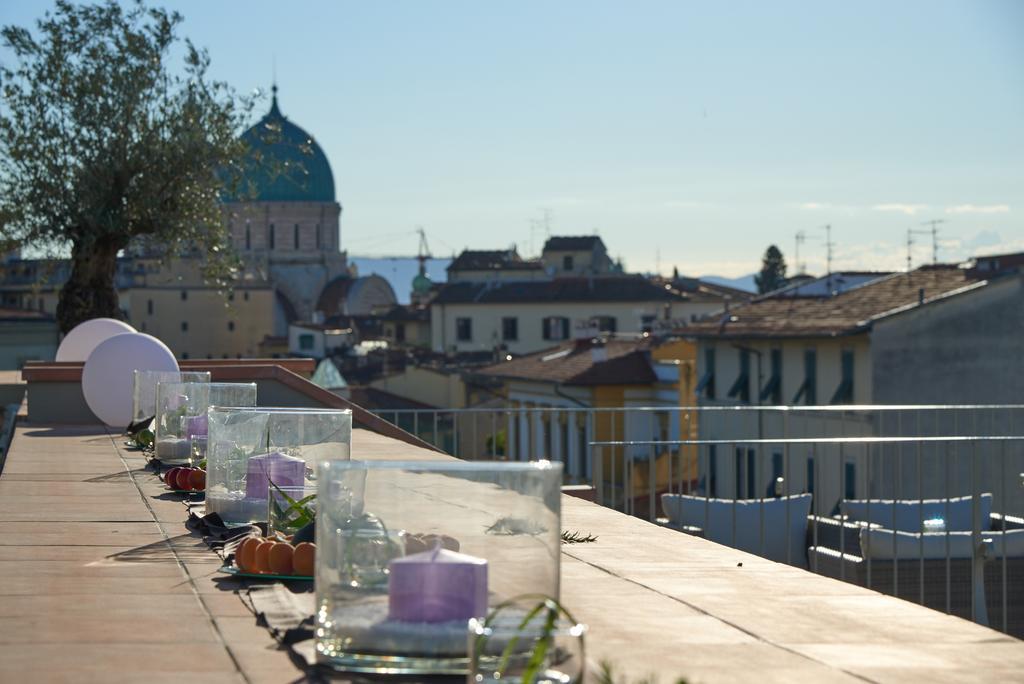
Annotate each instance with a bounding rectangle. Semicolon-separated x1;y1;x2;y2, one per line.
412;273;433;293
233;87;335;203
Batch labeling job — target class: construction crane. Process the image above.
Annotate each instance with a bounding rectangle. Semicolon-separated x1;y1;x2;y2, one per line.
416;226;431;278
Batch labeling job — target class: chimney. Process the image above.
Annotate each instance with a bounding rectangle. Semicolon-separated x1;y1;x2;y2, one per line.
918;288;925;305
590;342;607;363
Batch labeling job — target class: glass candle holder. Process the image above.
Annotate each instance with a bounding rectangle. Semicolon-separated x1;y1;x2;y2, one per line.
315;460;563;675
154;382;256;465
206;407;352;525
131;370;210;425
468;601;586;684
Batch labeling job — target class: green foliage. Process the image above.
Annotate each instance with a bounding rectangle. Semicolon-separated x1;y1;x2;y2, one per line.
560;530;598;544
473;594;583;684
129;428;154;450
268;479;316;534
754;244;788;294
596;660;691;684
0;0;255;331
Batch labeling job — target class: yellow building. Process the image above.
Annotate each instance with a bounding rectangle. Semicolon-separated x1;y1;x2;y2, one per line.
472;335;699;515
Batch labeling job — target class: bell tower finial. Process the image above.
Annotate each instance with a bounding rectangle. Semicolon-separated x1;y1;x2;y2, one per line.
269;82;280;117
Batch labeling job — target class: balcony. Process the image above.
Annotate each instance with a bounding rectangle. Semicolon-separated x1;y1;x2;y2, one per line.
2;371;1024;681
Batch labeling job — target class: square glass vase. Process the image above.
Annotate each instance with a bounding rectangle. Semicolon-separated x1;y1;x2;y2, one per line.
154;381;256;465
131;370;210;426
206;407;352;526
315;459;562;676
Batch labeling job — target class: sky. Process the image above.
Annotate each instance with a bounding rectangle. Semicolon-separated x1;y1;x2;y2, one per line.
2;1;1022;277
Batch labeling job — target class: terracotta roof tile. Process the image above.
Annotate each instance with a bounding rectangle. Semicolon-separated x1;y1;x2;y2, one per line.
476;338;658;386
684;265;984;338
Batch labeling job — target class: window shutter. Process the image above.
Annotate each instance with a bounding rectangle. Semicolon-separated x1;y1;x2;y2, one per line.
542;317;551;340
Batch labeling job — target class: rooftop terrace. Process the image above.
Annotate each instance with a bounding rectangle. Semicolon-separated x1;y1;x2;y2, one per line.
3;409;1024;682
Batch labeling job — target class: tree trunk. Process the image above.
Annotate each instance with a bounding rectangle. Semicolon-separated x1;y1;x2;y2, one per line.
56;235;127;334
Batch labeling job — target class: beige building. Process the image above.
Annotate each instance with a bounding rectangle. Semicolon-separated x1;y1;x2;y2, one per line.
684;258;1024;512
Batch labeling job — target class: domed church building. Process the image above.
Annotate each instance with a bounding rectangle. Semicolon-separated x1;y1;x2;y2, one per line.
223;86;395;336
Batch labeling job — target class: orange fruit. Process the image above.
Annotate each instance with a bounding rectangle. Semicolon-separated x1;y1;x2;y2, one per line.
253;541;275;574
293;542;315;577
188;469;206;492
268;542;294;575
235;537;260;573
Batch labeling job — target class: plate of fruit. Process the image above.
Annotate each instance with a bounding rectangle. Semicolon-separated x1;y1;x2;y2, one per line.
221;536;315;580
162;466;206;493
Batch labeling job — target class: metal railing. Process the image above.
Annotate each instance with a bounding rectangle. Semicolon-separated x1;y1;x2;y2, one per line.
591;435;1024;638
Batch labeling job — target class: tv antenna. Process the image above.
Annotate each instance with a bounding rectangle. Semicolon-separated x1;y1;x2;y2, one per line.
794;230;807;275
820;224;834;275
907;220;944;270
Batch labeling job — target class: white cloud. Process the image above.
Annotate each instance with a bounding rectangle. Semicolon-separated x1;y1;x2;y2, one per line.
662;200;715;209
793;202;829;210
945;204;1010;215
872;203;928;216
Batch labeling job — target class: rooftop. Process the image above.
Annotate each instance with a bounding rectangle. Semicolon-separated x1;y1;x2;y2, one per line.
542;235;606;252
446;248;543;272
686;264;999;339
477;338;660;386
433;275;687;305
3;417;1023;682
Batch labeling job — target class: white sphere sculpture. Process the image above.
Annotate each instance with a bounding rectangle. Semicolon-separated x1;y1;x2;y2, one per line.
55;317;136;362
82;332;178;427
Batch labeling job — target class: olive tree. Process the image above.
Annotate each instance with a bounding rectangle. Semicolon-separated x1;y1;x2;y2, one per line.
0;1;253;332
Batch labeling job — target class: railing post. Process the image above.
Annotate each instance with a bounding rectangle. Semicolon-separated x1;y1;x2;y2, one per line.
971;438;989;626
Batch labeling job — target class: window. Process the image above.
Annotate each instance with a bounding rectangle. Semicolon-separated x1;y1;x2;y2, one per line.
395;323;406;343
760;348;782;404
696;347;716;399
830;349;855;404
227;321;235;332
727;349;751;402
542;316;570;341
641;314;657;334
181;353;189;359
228;292;235;302
245;223;251;250
563;255;574;271
147;299;153;315
269;224;275;249
793;348;817;404
806;456;815;494
590;315;616;333
299;333;315;351
180;290;187;301
734;447;756;499
844;462;856;500
456;317;472;342
181;321;188;332
243;292;250;302
502;317;518;341
294;224;300;250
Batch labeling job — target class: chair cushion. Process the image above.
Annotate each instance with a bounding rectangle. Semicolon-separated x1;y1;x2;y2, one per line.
661;493;812;567
842;493;992;533
860;527;1024;560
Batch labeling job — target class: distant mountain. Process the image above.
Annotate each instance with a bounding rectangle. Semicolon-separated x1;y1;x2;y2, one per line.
350;257;451;304
699;273;757;293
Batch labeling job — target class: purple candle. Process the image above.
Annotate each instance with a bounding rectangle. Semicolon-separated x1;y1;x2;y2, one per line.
186;414;208;439
387;544;488;623
245;450;306;499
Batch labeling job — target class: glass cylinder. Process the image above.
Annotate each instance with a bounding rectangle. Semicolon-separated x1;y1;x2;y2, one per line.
315;460;562;675
206;407;352;525
154;382;257;465
131;370;210;425
468;605;586;684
